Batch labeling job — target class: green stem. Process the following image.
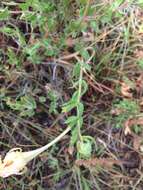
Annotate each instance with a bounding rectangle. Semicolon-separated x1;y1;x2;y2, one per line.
77;65;83;141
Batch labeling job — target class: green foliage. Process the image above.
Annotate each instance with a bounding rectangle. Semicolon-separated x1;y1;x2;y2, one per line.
0;8;10;20
39;96;46;103
25;42;42;64
113;97;142;133
62;55;93;158
115;99;139;115
0;26;26;47
7;48;20;66
0;26;17;37
133;125;142;134
113;99;140;128
48;156;62;183
1;0;143;188
47;90;59;114
5;95;37;117
77;138;92;158
19;0;56;31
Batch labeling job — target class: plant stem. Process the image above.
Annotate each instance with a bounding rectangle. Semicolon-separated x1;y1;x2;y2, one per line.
77;64;83;142
23;126;71;162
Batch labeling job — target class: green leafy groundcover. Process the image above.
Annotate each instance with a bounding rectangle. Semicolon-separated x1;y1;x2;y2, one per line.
0;0;143;189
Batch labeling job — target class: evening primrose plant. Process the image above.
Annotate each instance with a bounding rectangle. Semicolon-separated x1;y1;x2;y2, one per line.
5;95;37;117
62;49;94;158
0;51;94;178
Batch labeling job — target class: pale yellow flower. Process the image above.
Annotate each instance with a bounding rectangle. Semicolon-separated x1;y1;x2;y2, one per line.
0;127;70;178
